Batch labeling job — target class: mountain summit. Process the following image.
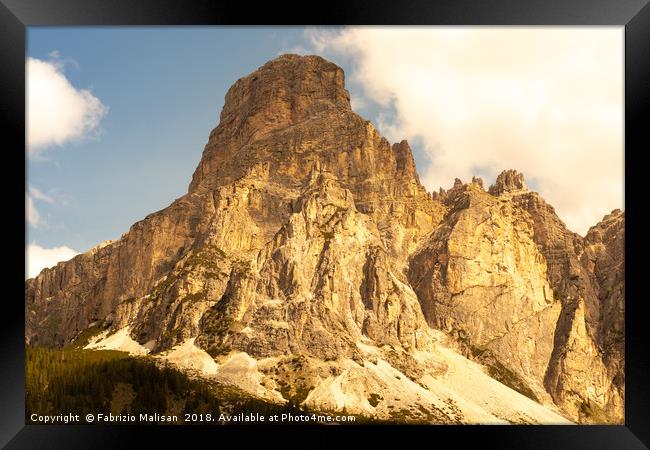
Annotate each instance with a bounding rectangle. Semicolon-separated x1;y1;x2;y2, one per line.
26;55;624;424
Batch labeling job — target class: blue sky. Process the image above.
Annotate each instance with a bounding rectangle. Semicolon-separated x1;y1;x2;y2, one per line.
26;27;623;277
26;28;376;251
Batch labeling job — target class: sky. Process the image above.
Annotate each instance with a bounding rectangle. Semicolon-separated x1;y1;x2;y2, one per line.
26;27;623;278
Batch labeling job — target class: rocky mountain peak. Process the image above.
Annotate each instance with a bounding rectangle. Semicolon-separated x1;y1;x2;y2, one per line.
432;175;486;205
220;54;351;127
188;55;358;194
488;169;527;196
25;55;624;425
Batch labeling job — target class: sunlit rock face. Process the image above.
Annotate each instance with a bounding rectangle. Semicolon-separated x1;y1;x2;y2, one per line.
408;173;624;423
26;55;623;424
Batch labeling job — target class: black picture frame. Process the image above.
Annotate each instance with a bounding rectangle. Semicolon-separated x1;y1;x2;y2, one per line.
2;0;648;448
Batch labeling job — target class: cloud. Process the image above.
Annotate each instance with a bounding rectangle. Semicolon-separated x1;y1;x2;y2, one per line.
26;186;57;228
26;195;42;228
29;186;55;204
27;55;107;155
280;45;311;56
26;243;79;279
308;27;623;235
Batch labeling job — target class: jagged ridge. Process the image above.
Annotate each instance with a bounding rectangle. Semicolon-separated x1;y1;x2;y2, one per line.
26;55;623;424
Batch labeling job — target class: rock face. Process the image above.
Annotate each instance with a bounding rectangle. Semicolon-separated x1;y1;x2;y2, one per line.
409;175;624;423
25;55;623;424
487;169;526;195
408;181;561;405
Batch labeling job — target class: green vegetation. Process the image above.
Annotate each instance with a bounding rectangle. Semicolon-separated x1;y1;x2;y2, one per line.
43;313;63;339
153;274;178;295
68;323;105;349
151;243;227;295
27;346;214;421
25;346;307;424
184;244;227;272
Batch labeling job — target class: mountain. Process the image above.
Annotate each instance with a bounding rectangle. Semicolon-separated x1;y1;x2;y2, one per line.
25;54;624;424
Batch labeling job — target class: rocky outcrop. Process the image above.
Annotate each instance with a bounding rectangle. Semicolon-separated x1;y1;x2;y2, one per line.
509;185;624;423
25;56;623;424
583;209;625;368
193;171;436;362
488;169;527;195
187;55;443;261
25;193;214;347
409;171;624;423
26;55;442;348
408;180;561;404
582;209;625;419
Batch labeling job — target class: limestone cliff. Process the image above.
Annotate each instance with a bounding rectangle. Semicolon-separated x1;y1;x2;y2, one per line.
409;173;624;423
25;55;623;424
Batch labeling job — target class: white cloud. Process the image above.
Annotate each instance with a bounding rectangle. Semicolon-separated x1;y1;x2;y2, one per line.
26;195;42;228
308;27;623;235
26;186;57;228
280;45;311;56
26;243;79;279
29;186;55;204
27;56;107;155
